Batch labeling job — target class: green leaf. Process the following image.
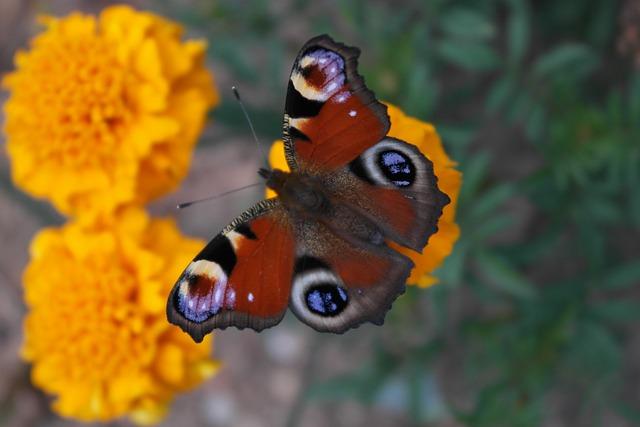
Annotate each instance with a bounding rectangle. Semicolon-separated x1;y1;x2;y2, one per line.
475;252;538;300
212;101;282;141
436;242;467;285
404;61;437;117
600;262;640;290
468;183;516;221
439;8;496;40
309;348;396;403
265;39;285;92
631;184;640;228
437;124;475;152
587;0;617;49
525;104;546;142
459;152;490;203
532;44;598;80
590;300;640;323
435;39;500;71
468;214;515;242
211;40;259;81
507;91;534;123
308;374;368;401
629;73;640;123
578;193;621;225
566;322;621;378
612;401;640;424
628;149;640;226
506;0;530;64
486;76;516;113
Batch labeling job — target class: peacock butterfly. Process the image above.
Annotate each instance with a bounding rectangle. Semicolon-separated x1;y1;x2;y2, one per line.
167;35;450;342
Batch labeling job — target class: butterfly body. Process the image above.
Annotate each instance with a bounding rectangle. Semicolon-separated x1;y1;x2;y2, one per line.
262;168;330;215
167;35;450;342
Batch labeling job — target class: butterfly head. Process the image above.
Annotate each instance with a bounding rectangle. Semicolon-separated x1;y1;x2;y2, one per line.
257;167;272;180
260;167;287;194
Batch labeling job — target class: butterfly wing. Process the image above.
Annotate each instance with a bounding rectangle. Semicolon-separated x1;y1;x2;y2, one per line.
167;200;295;342
338;136;450;251
283;34;389;170
286;217;412;332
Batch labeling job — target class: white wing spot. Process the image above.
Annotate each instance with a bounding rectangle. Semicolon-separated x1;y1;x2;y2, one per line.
214;286;224;305
226;289;236;309
336;92;350;103
349;110;357;117
248;292;255;302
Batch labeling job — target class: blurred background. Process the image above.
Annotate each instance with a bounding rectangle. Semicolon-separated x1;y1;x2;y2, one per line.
1;0;639;426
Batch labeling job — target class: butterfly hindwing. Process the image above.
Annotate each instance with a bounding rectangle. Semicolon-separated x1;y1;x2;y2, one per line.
284;34;389;170
308;137;449;253
282;140;449;334
340;137;450;251
288;218;413;332
167;199;295;342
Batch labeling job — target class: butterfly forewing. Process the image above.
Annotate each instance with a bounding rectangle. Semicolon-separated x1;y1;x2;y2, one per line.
288;218;413;332
284;35;390;170
167;200;295;342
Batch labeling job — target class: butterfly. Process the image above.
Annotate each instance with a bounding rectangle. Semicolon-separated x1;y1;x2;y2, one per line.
167;35;450;343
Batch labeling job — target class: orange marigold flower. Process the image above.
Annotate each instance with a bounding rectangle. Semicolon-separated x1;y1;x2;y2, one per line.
2;5;218;219
267;103;461;287
22;208;219;424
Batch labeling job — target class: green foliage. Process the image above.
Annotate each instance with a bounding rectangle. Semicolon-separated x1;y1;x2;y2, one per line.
161;0;638;425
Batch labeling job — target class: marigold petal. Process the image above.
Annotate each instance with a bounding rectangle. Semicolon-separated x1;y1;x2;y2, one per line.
2;5;218;218
21;209;218;423
129;401;168;426
155;343;186;385
267;140;289;198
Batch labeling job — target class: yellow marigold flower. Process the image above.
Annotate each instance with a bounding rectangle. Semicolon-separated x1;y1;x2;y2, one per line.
22;208;219;424
267;103;461;287
3;6;218;219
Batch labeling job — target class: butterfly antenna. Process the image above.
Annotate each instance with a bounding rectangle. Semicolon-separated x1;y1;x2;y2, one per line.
232;86;269;169
177;182;262;209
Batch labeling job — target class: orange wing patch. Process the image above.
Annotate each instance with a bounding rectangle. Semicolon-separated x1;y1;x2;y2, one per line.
227;217;295;319
295;93;388;169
